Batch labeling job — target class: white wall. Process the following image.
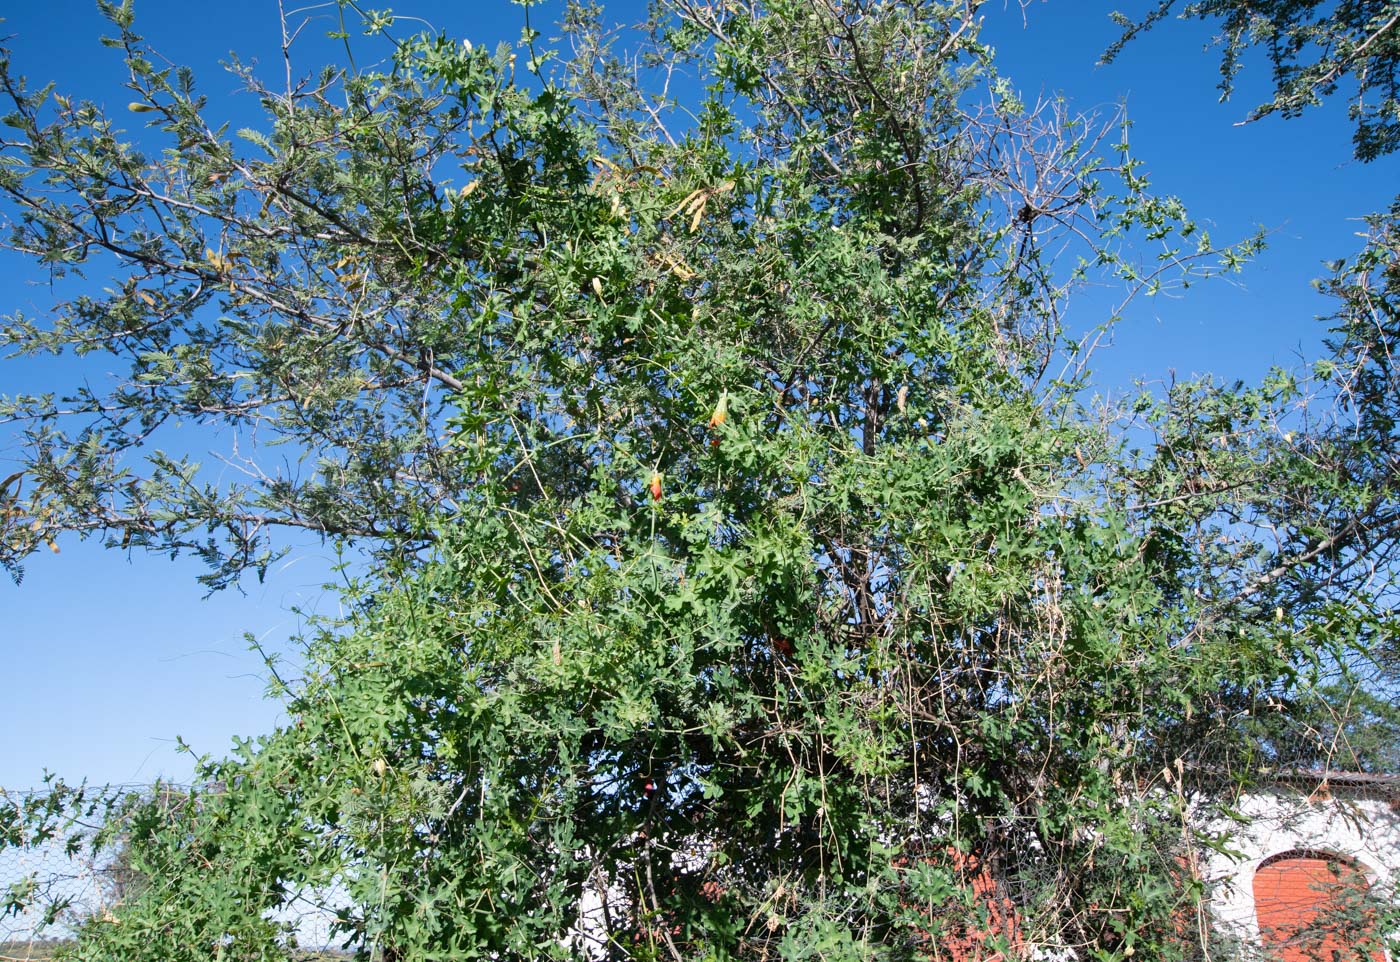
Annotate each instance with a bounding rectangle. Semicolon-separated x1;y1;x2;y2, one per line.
1197;783;1399;955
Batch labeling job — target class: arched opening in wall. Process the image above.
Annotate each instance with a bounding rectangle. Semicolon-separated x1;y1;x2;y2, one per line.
1252;850;1386;962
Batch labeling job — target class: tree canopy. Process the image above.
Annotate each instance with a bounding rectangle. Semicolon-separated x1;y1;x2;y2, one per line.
1106;0;1400;161
1;1;1398;960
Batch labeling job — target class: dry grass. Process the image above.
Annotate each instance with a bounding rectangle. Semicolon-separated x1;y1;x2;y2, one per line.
0;943;355;961
0;942;66;961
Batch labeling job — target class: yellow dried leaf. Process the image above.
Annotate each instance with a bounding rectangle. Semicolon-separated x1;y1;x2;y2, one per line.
670;189;704;218
661;253;696;280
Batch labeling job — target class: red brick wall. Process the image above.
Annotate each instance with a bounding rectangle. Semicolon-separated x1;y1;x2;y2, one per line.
1253;852;1385;962
900;850;1025;961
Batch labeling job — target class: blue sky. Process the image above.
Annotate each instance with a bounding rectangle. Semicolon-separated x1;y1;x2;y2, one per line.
987;4;1393;392
1;1;1395;790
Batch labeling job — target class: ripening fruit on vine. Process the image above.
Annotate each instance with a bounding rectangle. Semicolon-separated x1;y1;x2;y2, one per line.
649;472;663;501
708;391;729;430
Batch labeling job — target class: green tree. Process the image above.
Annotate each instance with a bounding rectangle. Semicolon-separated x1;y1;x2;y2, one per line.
3;1;1398;961
1108;0;1400;774
1105;0;1400;161
1;0;586;587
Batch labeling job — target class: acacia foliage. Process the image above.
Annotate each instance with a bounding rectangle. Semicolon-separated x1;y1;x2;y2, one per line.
3;1;1399;960
1105;0;1400;161
1105;0;1400;782
0;0;1241;590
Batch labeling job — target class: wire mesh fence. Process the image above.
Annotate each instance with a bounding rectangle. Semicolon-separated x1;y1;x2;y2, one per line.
0;783;344;957
0;784;130;946
2;776;1394;960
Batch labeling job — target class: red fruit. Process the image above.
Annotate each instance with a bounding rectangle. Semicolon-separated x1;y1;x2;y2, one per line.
649;473;663;501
